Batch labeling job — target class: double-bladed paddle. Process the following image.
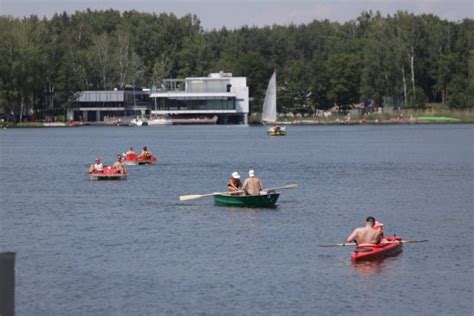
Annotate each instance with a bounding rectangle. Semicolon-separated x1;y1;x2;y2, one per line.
319;239;428;247
179;183;298;201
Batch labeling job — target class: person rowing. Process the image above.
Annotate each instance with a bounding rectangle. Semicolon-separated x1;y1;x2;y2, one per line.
242;169;263;196
227;171;242;195
346;216;382;245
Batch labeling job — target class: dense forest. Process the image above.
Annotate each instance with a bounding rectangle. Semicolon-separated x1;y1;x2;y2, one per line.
0;9;473;119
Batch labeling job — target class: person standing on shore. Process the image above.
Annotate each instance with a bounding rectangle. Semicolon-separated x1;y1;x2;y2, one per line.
346;216;381;244
242;169;264;196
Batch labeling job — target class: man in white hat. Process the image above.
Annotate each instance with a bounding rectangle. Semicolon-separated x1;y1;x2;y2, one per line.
227;171;242;195
242;169;264;196
88;157;104;174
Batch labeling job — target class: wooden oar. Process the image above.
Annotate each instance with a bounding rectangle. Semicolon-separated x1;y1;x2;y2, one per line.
179;191;239;201
319;239;428;247
262;183;298;192
179;183;298;201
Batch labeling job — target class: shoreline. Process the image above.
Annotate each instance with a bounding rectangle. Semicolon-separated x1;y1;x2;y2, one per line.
2;112;473;128
273;118;469;126
1;119;473;128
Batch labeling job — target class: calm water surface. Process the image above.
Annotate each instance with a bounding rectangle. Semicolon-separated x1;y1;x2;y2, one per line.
0;124;473;315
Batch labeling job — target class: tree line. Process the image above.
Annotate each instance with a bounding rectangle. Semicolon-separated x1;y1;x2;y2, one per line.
0;9;472;120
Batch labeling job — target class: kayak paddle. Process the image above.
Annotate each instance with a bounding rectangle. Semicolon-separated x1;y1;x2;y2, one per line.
319;239;428;247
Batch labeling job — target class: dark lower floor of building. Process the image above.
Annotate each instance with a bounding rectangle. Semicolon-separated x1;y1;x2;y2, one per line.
68;108;248;125
68;109;146;122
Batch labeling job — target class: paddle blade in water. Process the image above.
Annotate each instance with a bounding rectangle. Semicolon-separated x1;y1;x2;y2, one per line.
319;242;356;247
400;239;428;244
179;195;203;201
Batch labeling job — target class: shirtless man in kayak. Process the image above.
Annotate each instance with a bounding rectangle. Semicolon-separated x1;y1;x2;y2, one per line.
242;169;263;196
346;216;381;245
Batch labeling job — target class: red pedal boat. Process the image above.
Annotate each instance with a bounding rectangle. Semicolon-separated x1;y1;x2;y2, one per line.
89;166;127;180
123;153;157;165
351;236;403;262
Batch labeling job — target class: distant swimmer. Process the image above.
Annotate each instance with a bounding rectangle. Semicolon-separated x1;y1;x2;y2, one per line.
88;157;103;173
227;171;242;195
346;216;381;245
242;169;264;196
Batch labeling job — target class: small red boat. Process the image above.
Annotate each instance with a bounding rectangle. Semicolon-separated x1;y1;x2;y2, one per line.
123;153;157;165
89;166;127;180
351;236;403;262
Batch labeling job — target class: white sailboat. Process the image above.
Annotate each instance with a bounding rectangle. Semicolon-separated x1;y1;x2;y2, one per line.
262;71;286;136
129;116;144;126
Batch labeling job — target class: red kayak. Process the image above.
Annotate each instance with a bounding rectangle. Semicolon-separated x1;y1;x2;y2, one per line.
351;236;403;262
123;153;157;165
89;166;127;180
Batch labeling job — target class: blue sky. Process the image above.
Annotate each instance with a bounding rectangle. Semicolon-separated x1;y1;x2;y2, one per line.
1;0;472;30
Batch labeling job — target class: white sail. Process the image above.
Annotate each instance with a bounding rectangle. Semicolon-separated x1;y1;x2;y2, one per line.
261;71;277;123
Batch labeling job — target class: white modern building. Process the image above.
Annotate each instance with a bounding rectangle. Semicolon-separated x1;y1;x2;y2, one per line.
150;71;249;124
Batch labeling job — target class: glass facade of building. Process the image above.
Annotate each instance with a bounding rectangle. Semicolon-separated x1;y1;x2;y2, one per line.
186;80;231;93
76;90;150;108
155;97;236;111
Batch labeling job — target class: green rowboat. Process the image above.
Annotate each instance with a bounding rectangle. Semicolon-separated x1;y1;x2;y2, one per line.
213;193;280;208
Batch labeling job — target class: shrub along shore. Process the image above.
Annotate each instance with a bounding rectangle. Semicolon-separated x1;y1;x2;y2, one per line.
250;109;474;125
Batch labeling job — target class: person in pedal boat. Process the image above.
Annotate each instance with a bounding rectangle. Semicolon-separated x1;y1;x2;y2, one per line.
113;154;127;174
346;216;382;245
124;147;137;160
227;171;242;195
242;169;264;196
139;146;153;160
88;157;103;173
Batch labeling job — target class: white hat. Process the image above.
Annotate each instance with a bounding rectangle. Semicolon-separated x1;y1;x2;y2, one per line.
249;169;255;177
232;171;240;179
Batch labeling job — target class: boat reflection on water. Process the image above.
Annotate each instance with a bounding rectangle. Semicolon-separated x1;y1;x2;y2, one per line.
350;257;397;276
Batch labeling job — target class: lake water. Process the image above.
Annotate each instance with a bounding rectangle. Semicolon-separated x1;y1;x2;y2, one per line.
0;124;472;315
